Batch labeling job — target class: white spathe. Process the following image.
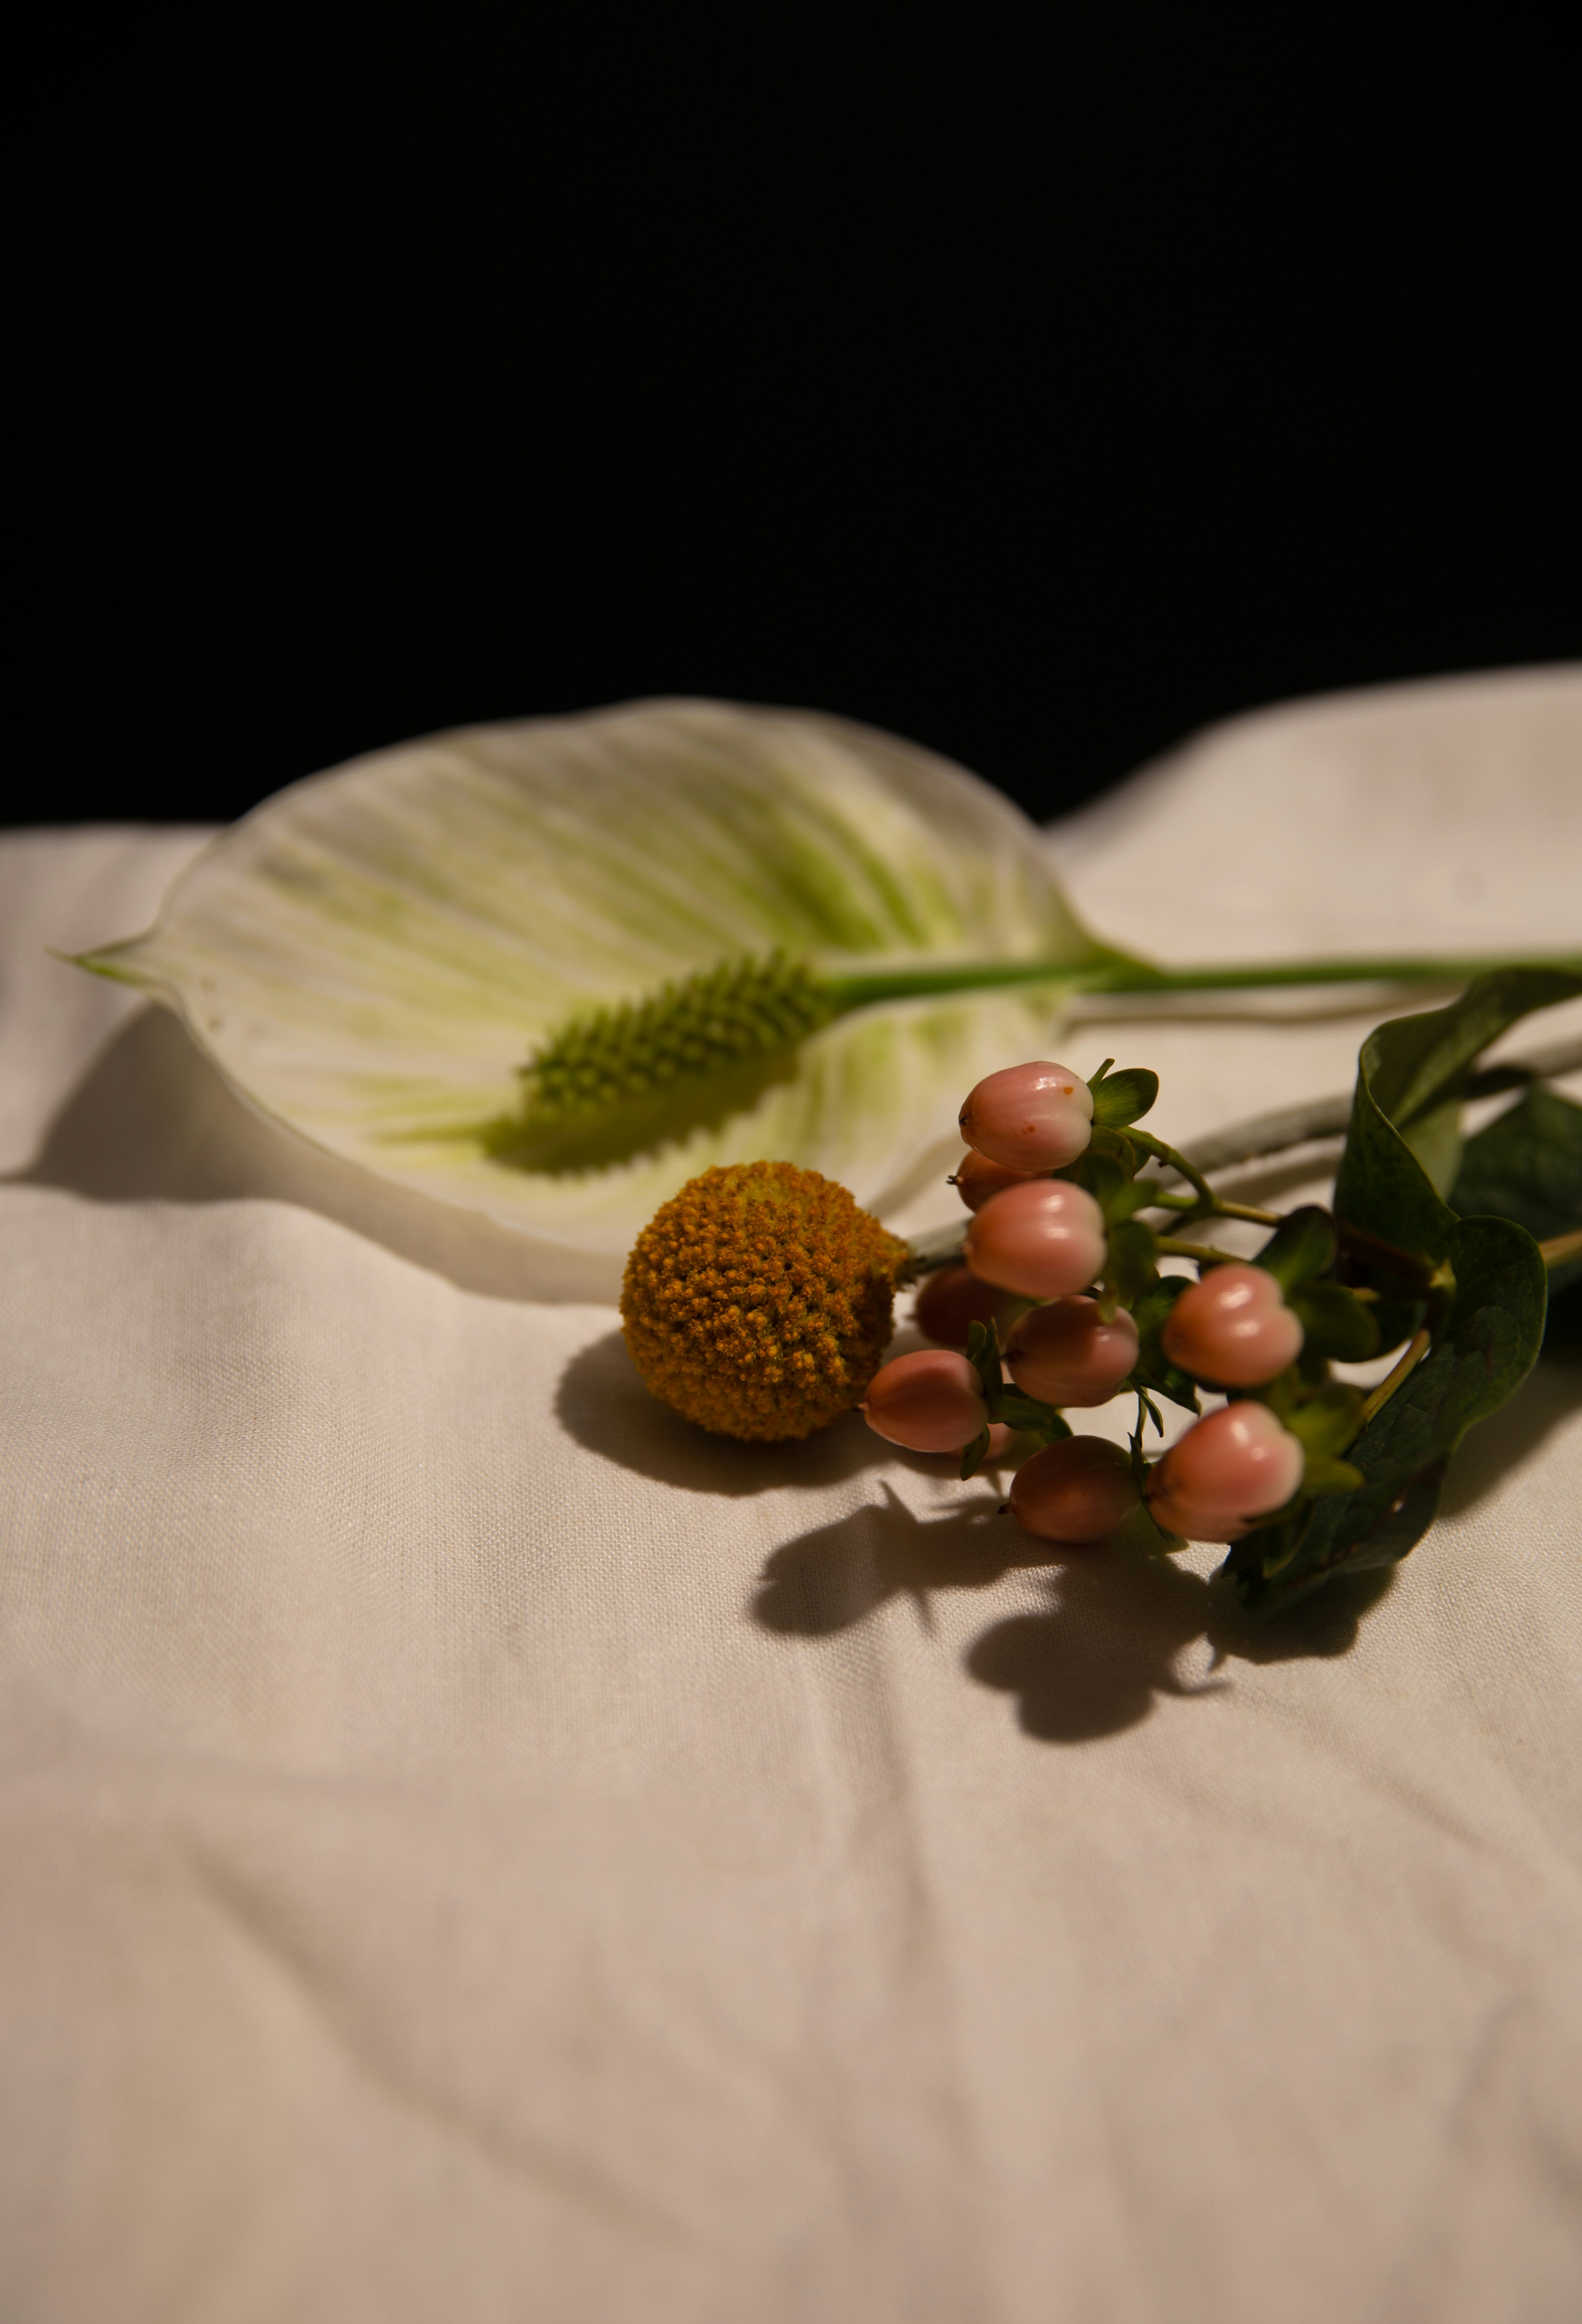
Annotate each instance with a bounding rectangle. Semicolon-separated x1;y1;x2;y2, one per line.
79;700;1099;1257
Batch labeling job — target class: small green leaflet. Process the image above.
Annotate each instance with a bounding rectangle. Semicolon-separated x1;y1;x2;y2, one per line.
1126;1276;1201;1417
1087;1066;1158;1129
959;1319;1071;1477
1252;1205;1335;1294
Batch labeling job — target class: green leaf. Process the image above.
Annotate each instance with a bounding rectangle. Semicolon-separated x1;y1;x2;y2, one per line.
989;1391;1072;1443
73;702;1105;1269
1334;967;1582;1266
1253;1205;1336;1293
1065;1147;1133;1214
1368;1297;1427;1356
1290;1281;1382;1362
1127;1276;1202;1416
1088;1067;1158;1128
1283;1383;1366;1459
1105;1218;1158;1306
1301;1453;1366;1498
1067;1123;1137;1184
1451;1085;1582;1297
1233;1214;1548;1617
964;1319;1004;1404
1226;1506;1311;1580
959;1426;993;1481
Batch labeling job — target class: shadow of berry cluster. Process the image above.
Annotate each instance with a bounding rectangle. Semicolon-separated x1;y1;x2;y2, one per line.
753;1482;1394;1742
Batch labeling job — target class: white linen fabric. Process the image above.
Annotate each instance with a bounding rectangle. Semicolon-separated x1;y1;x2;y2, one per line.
2;670;1580;2324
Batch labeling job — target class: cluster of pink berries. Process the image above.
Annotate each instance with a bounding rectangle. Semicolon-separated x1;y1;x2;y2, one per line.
861;1059;1310;1549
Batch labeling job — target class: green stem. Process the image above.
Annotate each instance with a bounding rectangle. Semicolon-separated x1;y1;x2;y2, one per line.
1126;1126;1210;1203
825;948;1582;1011
1358;1327;1433;1427
1126;1127;1282;1229
1155;1238;1246;1267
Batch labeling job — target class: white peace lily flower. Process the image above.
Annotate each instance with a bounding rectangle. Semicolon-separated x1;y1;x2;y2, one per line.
79;700;1105;1254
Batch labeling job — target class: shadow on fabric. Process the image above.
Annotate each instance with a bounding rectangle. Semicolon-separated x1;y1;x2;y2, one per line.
753;1486;1396;1742
753;1479;1043;1630
1436;1358;1582;1517
965;1562;1395;1743
14;1002;618;1303
556;1332;931;1498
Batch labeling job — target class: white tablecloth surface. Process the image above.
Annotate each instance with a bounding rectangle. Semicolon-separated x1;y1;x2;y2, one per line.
3;670;1581;2324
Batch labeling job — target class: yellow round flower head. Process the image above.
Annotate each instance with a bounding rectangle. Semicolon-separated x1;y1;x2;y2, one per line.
621;1161;908;1441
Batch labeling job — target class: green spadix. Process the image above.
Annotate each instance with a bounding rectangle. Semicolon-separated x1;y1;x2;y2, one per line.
496;941;1582;1170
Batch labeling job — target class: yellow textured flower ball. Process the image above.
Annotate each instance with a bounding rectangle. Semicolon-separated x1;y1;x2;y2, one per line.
621;1161;908;1441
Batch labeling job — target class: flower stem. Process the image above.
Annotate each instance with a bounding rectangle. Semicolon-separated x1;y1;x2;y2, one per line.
1359;1328;1434;1427
826;949;1582;1013
1129;1034;1582;1182
1126;1127;1282;1228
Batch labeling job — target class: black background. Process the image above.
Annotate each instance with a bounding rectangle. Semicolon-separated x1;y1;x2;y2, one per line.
11;17;1578;830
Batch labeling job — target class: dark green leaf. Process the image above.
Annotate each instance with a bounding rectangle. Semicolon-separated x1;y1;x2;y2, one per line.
1126;1363;1200;1418
990;1390;1072;1443
1233;1214;1549;1617
1225;1506;1311;1580
1130;1276;1186;1334
1451;1085;1582;1296
1127;1275;1201;1415
959;1426;992;1481
1088;1067;1159;1128
1067;1148;1132;1214
1290;1281;1382;1362
1369;1296;1427;1355
964;1319;1003;1403
1254;1205;1337;1293
1334;967;1582;1265
1106;1218;1158;1305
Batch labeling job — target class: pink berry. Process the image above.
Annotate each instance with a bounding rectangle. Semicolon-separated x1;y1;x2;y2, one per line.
1145;1400;1304;1539
1145;1481;1262;1544
952;1148;1034;1211
964;1179;1107;1300
862;1349;989;1453
958;1060;1094;1172
1009;1436;1140;1543
1005;1295;1139;1407
1161;1263;1304;1386
914;1265;1014;1351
